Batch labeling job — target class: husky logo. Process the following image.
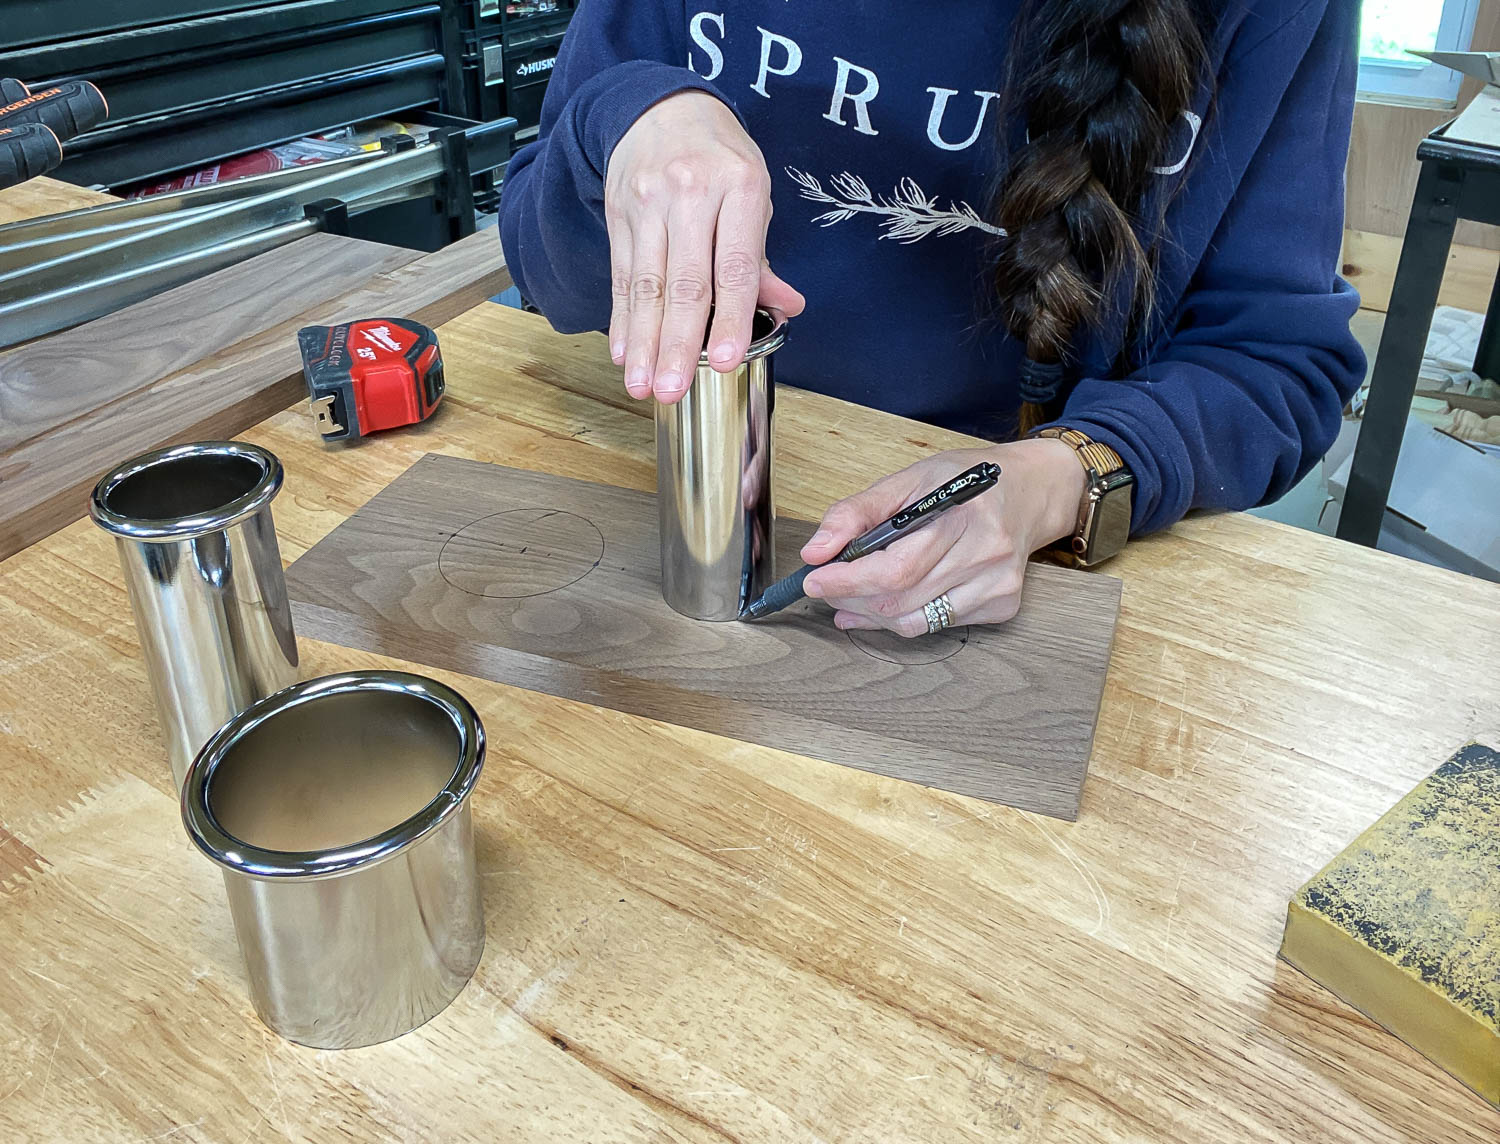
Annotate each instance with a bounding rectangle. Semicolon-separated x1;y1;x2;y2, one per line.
516;57;557;79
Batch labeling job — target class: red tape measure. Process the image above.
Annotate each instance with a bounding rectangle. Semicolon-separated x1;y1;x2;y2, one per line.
297;318;445;442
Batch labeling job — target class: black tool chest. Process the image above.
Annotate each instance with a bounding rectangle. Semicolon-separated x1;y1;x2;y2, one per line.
0;1;469;190
0;2;572;186
456;1;572;139
0;1;570;234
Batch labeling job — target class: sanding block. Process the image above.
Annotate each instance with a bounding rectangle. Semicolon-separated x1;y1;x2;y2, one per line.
1279;742;1499;1108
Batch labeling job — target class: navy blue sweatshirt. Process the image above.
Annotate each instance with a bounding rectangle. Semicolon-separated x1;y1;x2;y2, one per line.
500;1;1365;535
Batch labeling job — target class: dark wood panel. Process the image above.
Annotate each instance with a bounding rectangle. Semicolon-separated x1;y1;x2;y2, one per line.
285;453;1122;819
0;233;418;456
0;231;511;560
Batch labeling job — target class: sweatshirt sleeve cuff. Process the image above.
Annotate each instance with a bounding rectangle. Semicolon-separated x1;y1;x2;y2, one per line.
575;60;738;178
1034;382;1188;537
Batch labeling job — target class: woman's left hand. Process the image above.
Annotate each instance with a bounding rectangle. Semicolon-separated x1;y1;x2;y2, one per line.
800;438;1089;636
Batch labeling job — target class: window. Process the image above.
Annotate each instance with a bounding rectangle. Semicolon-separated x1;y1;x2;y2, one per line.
1357;0;1482;105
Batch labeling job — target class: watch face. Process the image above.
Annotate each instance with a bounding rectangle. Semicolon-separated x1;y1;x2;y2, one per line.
1087;482;1133;564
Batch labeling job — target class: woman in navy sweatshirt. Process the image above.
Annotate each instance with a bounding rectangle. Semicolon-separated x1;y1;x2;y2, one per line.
500;1;1365;637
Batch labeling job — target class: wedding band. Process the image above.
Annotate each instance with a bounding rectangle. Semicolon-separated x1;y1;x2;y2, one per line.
923;593;955;635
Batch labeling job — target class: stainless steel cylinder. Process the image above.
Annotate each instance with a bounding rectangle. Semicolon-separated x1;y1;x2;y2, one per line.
182;671;487;1049
90;441;299;791
656;309;786;620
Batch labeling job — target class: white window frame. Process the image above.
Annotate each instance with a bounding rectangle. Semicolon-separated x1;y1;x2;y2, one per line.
1356;0;1483;106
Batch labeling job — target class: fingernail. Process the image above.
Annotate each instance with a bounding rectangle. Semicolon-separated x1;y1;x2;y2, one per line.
626;368;651;397
808;529;833;547
610;342;625;363
656;371;685;396
711;342;736;365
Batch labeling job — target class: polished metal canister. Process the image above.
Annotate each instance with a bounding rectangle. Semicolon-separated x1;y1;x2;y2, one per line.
89;441;299;791
182;671;487;1049
656;308;786;621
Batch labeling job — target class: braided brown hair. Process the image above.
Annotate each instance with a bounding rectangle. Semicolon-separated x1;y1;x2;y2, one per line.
992;0;1208;434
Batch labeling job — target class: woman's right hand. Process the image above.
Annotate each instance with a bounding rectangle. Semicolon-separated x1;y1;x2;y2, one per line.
604;91;804;403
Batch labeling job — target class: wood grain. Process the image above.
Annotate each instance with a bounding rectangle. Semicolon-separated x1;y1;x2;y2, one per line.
285;454;1121;819
0;229;510;561
2;299;1499;1140
0;233;419;455
0;176;114;226
1341;227;1500;314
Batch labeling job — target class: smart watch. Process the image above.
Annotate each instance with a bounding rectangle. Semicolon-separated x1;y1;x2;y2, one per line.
1034;427;1134;567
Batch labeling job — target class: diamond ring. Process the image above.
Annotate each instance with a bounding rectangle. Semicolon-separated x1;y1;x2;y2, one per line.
923;593;955;635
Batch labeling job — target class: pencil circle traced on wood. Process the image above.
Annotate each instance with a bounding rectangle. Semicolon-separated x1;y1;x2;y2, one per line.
847;626;971;665
438;508;605;598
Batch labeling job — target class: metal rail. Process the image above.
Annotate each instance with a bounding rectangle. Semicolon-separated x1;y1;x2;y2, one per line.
0;118;513;346
0;220;315;357
0;149;382;249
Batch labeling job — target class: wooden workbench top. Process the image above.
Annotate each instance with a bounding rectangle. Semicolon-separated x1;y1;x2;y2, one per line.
2;300;1498;1142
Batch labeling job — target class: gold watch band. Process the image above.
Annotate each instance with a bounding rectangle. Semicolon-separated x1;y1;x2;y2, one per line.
1036;427;1125;480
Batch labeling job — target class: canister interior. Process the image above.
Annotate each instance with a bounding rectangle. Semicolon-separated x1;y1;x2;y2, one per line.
206;690;462;853
697;307;782;361
745;308;777;345
102;450;268;522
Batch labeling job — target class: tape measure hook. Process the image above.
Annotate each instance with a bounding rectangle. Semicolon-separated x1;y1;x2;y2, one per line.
310;394;344;436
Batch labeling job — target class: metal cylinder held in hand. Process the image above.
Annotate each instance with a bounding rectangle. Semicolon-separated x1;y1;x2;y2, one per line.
89;442;299;790
656;308;786;620
182;671;486;1049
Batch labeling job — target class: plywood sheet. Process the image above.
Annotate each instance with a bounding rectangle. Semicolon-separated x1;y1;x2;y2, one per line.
1450;85;1500;149
0;176;115;225
0;230;510;560
286;453;1121;818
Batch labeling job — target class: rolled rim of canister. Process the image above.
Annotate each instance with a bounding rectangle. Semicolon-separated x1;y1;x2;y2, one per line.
181;670;486;881
89;440;284;542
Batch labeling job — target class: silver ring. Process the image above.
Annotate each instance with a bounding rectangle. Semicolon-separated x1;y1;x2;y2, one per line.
923;593;955;635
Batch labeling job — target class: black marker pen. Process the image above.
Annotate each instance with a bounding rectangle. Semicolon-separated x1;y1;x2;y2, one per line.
741;461;1001;621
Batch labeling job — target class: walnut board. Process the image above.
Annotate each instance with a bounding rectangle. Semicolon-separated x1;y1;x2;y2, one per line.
286;453;1121;819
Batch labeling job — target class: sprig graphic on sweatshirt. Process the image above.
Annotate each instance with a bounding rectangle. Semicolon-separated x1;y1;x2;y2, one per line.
786;169;1006;243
